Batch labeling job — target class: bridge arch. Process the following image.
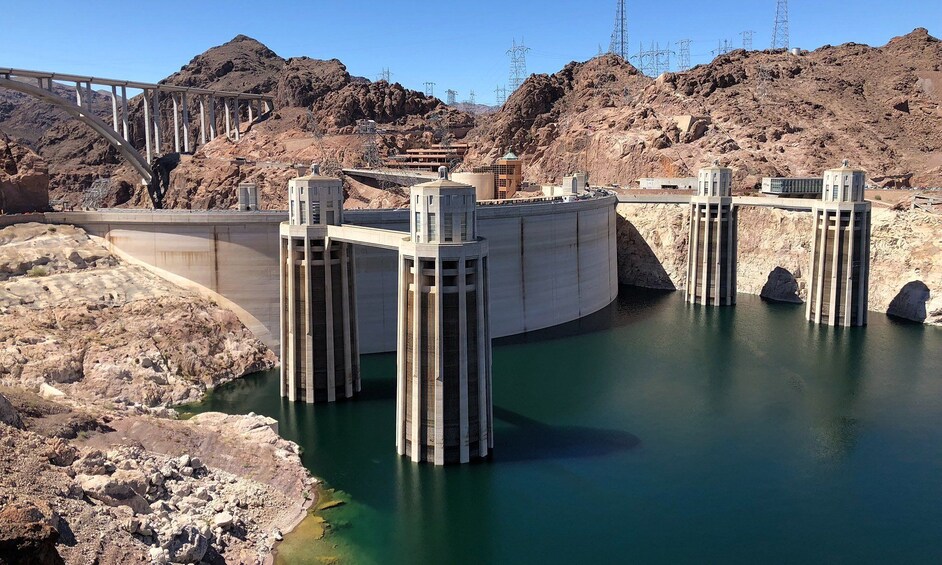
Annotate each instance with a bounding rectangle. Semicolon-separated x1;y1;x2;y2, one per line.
0;76;153;183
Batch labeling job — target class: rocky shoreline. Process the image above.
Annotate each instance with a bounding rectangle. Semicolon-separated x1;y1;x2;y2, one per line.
0;222;319;564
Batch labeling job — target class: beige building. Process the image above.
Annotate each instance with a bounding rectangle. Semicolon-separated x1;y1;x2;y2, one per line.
472;151;524;199
685;161;737;306
806;160;871;326
397;170;493;464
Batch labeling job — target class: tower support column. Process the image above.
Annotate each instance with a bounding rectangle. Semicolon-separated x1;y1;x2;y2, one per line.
685;161;736;306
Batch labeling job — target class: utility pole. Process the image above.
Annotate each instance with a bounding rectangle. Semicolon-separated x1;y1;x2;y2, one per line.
608;0;629;60
677;39;692;71
771;0;789;50
424;82;436;98
740;30;755;51
507;39;531;92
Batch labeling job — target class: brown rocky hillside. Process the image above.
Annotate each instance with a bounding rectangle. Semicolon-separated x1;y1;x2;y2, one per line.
465;28;942;189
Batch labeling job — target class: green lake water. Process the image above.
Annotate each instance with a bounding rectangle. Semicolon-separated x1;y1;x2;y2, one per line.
189;288;942;564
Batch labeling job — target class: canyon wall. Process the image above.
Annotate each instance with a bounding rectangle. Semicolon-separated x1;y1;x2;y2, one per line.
616;203;942;325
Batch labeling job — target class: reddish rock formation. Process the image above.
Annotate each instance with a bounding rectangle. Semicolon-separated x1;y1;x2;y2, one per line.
0;134;49;213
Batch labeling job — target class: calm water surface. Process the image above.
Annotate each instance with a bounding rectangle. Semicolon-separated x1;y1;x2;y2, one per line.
190;288;942;564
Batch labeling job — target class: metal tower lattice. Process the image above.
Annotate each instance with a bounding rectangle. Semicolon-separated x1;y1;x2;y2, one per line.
677;39;692;71
741;30;755;51
771;0;789;50
507;39;530;92
446;89;458;105
468;90;476;106
609;0;629;60
712;40;734;57
378;68;391;82
424;82;435;97
495;85;507;106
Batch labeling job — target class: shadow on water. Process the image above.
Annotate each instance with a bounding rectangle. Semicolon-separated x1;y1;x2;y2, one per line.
496;285;676;346
492;406;641;463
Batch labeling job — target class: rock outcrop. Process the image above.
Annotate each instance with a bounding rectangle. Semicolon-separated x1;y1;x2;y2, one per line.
0;223;276;406
0;133;49;214
466;29;942;189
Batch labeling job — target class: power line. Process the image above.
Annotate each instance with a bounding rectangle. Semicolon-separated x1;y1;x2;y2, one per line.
507;39;531;93
771;0;789;50
740;30;755;51
423;82;435;98
608;0;629;60
677;39;692;71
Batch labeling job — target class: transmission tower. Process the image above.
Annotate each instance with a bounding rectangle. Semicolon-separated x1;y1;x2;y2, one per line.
676;39;692;71
771;0;789;50
740;30;755;51
712;39;734;57
495;85;507;106
608;0;629;60
654;42;673;75
446;89;458;105
468;90;476;106
377;68;392;82
634;42;671;76
755;65;775;104
424;82;436;97
507;39;530;92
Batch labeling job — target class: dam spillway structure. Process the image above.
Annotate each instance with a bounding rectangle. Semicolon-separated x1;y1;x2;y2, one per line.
685;161;737;306
280;168;360;403
806;160;871;327
396;168;493;465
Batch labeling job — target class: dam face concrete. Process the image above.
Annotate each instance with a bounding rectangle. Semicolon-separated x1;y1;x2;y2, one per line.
46;194;618;353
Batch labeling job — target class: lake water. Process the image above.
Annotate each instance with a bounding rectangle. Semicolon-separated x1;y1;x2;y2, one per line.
189;288;942;564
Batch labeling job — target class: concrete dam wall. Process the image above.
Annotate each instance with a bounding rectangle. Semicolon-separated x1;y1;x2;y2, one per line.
47;195;618;353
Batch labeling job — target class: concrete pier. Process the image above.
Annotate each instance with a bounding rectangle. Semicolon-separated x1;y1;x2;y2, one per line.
806;161;871;326
685;161;737;306
396;170;493;465
279;171;360;403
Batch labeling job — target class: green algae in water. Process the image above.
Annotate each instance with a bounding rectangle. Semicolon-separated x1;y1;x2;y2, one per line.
274;488;355;565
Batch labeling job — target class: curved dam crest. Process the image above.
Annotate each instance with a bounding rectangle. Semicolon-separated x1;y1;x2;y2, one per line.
42;194;619;353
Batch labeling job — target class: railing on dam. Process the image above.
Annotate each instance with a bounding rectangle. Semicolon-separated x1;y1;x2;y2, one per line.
615;193;816;211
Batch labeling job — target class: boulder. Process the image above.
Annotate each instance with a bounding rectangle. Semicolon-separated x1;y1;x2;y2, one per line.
0;393;23;429
166;525;208;563
77;473;151;515
886;280;931;322
0;500;64;565
760;267;803;304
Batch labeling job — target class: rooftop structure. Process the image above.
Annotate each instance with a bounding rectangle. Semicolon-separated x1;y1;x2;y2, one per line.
761;177;823;198
383;143;469;173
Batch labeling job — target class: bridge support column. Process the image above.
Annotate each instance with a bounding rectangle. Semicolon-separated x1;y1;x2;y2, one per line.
224;98;231;140
182;92;190;153
152;90;162;156
685;161;737;306
143;89;153;164
120;86;129;141
199;97;207;146
806;161;871;326
280;171;360;403
209;96;217;140
172;93;181;153
396;169;493;465
234;97;241;141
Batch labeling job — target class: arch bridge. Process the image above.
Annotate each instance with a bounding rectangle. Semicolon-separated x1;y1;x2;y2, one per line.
0;67;274;190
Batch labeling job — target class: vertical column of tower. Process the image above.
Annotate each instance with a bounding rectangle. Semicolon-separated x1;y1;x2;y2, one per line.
806;160;871;327
396;168;493;465
685;161;736;306
280;167;360;402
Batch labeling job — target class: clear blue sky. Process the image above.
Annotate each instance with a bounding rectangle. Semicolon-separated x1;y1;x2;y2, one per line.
2;0;939;105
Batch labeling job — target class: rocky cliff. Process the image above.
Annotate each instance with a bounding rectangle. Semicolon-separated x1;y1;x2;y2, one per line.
616;203;942;325
0;134;49;214
466;29;942;189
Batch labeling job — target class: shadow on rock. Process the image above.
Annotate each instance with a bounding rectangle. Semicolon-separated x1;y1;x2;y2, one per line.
886;280;930;323
493;406;641;463
615;214;676;291
760;266;802;304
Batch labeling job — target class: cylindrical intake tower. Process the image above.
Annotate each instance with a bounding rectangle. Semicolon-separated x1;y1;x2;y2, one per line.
806;160;871;326
685;161;737;306
280;168;360;403
397;168;493;465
